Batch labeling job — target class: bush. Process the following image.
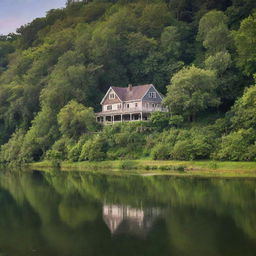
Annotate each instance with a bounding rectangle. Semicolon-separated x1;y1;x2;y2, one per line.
151;143;170;160
119;160;138;170
46;138;68;160
79;134;107;161
171;140;194;160
150;112;170;131
67;143;83;162
214;128;256;161
208;161;219;169
51;159;61;169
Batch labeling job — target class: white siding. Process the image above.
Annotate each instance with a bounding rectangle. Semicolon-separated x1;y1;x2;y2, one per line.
124;101;141;110
103;103;122;111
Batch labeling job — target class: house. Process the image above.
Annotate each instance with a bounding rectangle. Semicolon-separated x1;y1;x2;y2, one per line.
96;84;167;124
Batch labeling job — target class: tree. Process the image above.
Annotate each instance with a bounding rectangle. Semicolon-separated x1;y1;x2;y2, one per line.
58;100;97;140
164;65;219;121
204;51;231;76
231;84;256;130
197;10;230;54
233;12;256;76
20;106;59;162
214;128;256;161
139;3;173;37
150;112;170;131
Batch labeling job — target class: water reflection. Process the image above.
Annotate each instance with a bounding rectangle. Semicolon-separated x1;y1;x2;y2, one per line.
103;204;161;238
0;170;255;256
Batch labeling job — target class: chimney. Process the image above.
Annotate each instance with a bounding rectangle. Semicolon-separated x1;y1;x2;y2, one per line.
128;84;132;91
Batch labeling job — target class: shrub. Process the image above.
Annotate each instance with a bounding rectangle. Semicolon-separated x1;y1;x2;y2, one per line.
79;134;107;161
119;160;138;170
151;143;170;160
214;128;256;161
208;161;219;169
0;129;25;163
150;112;170;131
51;159;61;169
46;138;68;160
171;141;194;160
67;143;83;162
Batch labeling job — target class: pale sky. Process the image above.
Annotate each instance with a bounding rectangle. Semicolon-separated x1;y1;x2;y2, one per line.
0;0;66;35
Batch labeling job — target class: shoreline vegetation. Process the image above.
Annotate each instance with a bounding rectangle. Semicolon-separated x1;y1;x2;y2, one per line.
29;160;256;178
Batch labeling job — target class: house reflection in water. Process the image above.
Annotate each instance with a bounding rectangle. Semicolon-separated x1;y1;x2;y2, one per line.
103;204;161;238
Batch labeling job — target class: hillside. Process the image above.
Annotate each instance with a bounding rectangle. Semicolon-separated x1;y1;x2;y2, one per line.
0;0;256;163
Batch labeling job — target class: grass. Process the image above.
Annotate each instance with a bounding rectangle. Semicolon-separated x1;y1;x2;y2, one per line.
29;159;256;178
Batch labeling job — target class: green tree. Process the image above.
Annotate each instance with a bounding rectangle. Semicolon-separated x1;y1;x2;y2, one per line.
150;112;170;131
164;65;219;121
197;10;231;54
233;12;256;76
58;100;98;140
20;107;59;162
231;84;256;129
204;51;231;75
214;128;256;161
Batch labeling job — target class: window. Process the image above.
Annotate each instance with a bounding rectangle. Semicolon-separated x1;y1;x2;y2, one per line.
135;103;138;108
109;93;115;99
152;103;155;108
107;105;112;110
149;92;156;98
117;104;121;110
126;104;130;109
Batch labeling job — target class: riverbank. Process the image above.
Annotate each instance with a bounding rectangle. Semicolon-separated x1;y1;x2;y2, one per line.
29;160;256;178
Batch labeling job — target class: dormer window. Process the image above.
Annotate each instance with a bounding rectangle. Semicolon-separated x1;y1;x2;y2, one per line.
149;92;156;98
109;93;115;99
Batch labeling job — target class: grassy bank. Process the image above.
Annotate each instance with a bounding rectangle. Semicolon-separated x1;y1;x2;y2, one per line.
29;159;256;178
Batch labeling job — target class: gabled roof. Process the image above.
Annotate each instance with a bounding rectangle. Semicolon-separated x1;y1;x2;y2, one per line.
111;84;152;101
100;84;164;104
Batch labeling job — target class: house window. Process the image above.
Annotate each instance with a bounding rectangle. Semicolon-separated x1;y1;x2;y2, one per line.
117;104;121;110
126;104;130;109
109;93;115;99
107;105;112;110
135;103;138;108
149;92;156;98
152;103;155;108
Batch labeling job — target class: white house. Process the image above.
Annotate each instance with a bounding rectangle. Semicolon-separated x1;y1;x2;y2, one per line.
96;84;167;124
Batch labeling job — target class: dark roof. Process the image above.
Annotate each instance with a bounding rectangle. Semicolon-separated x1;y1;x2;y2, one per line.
111;84;152;101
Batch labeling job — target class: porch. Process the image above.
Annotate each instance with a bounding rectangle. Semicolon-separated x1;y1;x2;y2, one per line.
96;112;150;124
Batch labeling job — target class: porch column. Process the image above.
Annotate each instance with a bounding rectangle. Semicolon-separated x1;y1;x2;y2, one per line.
121;114;123;122
130;113;132;121
103;116;106;123
140;112;143;121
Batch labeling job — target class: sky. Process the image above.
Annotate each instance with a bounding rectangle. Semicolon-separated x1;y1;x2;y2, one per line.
0;0;67;35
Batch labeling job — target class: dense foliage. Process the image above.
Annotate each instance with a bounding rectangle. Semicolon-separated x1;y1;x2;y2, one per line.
0;0;256;163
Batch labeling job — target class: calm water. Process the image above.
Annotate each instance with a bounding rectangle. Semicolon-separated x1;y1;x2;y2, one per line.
0;170;256;256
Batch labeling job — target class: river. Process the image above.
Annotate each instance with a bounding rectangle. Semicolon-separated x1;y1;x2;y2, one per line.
0;169;255;256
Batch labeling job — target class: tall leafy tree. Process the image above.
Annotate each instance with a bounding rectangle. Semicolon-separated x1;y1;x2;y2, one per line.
233;12;256;76
58;100;97;140
164;65;219;121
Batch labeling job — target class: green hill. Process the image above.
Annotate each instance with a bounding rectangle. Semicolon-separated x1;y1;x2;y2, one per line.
1;0;256;163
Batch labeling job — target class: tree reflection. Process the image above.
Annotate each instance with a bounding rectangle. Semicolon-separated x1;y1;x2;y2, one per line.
0;170;255;256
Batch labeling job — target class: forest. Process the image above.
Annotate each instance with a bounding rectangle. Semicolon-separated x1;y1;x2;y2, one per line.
0;0;256;163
